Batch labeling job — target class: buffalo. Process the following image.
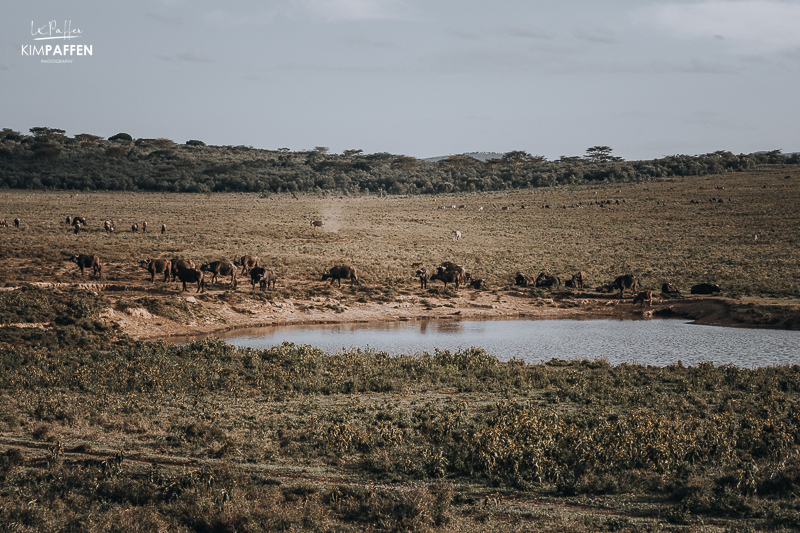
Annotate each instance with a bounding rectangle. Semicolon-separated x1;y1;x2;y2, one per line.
70;254;102;278
470;278;486;289
258;269;277;290
311;220;324;230
161;223;166;234
515;272;534;286
613;274;638;298
416;267;430;289
322;265;360;287
249;266;267;290
13;218;20;229
176;268;205;293
200;261;238;288
571;271;587;289
633;290;654;307
430;270;465;289
662;283;681;295
234;255;260;276
139;258;172;283
171;258;195;282
104;220;114;233
536;272;562;288
691;283;721;295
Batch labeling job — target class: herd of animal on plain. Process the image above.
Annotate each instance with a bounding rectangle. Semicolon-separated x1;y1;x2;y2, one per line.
9;215;722;305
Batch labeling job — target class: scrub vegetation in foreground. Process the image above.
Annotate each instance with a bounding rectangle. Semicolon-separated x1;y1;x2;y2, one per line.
1;314;800;531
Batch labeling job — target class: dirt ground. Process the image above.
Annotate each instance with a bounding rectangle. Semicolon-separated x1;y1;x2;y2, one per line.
18;277;799;342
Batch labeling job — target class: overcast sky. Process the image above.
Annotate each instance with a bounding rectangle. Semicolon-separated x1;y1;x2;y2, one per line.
2;0;798;160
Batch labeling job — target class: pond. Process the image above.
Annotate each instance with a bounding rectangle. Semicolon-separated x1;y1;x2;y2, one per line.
183;318;800;368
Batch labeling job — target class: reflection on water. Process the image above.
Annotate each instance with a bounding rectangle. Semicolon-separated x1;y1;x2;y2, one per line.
179;318;800;368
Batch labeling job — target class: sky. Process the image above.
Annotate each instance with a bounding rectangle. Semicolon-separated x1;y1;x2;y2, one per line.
1;0;799;161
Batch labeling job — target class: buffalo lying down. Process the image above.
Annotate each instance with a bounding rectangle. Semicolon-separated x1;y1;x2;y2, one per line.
691;283;721;295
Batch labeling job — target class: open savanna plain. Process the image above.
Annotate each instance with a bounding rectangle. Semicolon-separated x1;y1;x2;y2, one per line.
1;167;800;532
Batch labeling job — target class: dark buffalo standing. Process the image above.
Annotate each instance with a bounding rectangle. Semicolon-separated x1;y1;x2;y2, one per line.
430;270;465;289
104;220;114;233
311;220;324;230
515;272;534;286
139;258;172;283
662;282;681;295
13;218;20;229
613;274;638;298
571;271;587;289
70;254;102;278
234;255;260;276
416;267;430;289
200;261;238;288
131;223;139;233
633;290;654;307
249;266;267;290
176;268;205;293
691;283;721;295
171;258;195;281
322;266;360;287
161;223;166;234
72;217;86;227
142;221;148;233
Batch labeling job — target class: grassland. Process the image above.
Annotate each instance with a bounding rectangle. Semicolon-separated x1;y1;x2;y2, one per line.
0;167;799;531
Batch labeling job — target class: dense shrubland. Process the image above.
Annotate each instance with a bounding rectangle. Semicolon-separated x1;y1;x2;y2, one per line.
1;290;800;531
1;127;797;194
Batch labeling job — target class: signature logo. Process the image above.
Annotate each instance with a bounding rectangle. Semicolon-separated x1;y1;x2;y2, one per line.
22;21;92;62
31;20;82;40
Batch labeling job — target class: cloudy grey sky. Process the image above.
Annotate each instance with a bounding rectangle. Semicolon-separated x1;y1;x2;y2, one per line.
2;0;798;160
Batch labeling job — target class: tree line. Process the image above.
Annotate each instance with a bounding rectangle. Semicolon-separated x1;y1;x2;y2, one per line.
1;127;797;194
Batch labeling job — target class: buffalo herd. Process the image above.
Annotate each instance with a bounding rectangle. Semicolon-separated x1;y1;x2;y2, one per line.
65;251;720;304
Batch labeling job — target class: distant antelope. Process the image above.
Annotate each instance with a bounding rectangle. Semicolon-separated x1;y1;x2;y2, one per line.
453;230;462;241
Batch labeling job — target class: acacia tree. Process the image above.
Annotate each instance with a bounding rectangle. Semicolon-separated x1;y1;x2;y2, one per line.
584;146;622;163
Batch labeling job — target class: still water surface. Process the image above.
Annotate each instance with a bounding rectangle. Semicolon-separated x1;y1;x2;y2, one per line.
200;318;800;368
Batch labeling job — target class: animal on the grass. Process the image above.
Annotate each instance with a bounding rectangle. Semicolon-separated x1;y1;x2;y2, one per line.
535;272;562;287
234;255;260;276
662;283;681;295
171;258;195;282
70;254;102;278
258;269;277;290
416;267;429;289
691;283;721;295
139;258;172;283
613;274;638;298
571;271;587;289
311;220;324;230
633;290;653;307
452;230;461;241
200;261;238;288
322;265;360;287
430;269;465;289
515;272;534;286
176;268;205;293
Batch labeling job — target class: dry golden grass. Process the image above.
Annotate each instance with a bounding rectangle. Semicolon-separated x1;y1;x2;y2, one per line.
0;167;797;300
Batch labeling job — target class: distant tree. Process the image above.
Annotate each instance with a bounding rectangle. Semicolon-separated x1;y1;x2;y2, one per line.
391;155;418;170
343;149;363;158
109;132;133;142
501;150;545;172
277;147;290;153
33;142;61;161
314;146;329;155
186;139;206;146
0;128;22;141
30;127;65;140
584;146;622;163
